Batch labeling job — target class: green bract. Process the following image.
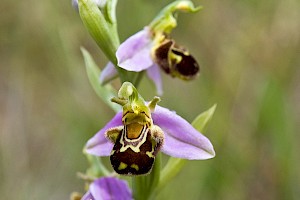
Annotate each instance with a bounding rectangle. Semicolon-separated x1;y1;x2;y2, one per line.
78;0;131;82
78;0;119;63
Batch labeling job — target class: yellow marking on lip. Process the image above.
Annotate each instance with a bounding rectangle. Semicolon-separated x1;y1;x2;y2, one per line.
118;162;128;170
130;164;139;171
110;150;115;155
146;151;154;158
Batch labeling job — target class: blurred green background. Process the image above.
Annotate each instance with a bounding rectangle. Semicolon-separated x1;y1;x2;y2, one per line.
1;0;299;199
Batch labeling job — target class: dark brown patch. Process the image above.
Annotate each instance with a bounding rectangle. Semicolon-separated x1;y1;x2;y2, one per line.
171;48;199;78
154;40;173;74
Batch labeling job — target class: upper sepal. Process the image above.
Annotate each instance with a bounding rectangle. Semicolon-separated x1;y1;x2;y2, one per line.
116;28;154;72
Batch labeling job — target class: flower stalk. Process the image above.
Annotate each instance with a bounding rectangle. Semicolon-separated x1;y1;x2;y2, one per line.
133;153;161;200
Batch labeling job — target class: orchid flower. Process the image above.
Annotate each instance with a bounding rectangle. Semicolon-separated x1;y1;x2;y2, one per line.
81;177;132;200
100;1;201;94
99;28;163;95
85;82;215;175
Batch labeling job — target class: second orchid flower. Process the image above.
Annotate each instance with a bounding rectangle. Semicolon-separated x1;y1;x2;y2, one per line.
100;1;201;95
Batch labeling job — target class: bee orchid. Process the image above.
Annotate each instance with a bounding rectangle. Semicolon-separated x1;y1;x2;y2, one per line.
85;82;215;175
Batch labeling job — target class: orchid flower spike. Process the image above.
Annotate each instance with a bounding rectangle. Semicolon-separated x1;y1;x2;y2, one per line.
85;82;215;176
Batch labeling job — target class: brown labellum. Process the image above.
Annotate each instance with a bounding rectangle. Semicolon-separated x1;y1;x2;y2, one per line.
106;122;164;175
154;38;200;80
110;127;155;175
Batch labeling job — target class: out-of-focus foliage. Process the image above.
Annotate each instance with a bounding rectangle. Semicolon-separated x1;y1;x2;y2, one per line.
0;0;299;199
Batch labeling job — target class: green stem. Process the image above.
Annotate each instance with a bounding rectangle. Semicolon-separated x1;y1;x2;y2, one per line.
132;154;161;200
132;71;145;88
148;158;186;199
132;175;144;200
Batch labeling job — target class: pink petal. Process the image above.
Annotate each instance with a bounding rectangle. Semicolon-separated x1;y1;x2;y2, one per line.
81;191;94;200
90;177;132;200
152;106;215;160
116;27;154;72
85;112;123;156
